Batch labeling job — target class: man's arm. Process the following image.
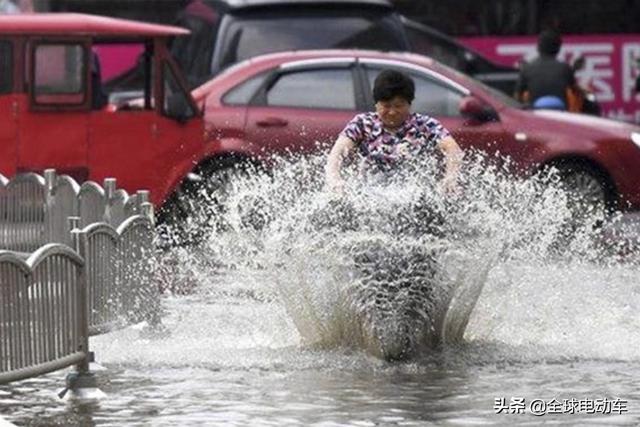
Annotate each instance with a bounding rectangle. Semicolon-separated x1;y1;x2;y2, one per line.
514;62;529;102
325;135;355;193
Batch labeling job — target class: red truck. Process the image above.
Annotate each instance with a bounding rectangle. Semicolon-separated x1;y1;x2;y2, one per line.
0;13;205;213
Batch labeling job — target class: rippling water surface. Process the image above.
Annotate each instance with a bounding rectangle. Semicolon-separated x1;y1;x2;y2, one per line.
2;153;640;426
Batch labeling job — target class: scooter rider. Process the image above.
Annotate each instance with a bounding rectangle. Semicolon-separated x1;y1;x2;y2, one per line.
325;68;463;194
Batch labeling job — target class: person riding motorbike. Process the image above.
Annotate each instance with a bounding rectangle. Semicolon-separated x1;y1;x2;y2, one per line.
325;68;463;196
515;29;592;114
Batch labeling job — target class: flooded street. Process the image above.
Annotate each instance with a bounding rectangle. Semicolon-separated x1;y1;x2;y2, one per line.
2;155;640;426
3;264;640;426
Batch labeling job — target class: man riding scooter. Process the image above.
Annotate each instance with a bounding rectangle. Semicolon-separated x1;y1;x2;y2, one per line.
515;29;600;115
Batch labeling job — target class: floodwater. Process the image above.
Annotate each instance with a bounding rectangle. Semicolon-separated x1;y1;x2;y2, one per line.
2;154;640;426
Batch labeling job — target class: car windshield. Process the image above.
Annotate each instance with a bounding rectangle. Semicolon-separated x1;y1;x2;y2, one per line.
217;12;406;71
402;17;506;75
402;19;466;71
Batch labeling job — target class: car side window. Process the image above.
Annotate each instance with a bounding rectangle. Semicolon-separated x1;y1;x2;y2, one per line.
223;72;269;105
0;40;12;94
266;68;355;110
366;66;463;117
32;43;86;106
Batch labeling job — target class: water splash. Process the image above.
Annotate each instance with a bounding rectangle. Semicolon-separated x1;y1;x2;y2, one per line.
149;150;640;362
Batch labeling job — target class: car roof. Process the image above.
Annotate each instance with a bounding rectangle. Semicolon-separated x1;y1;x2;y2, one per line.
251;49;435;68
193;49;440;99
0;13;189;37
223;0;393;10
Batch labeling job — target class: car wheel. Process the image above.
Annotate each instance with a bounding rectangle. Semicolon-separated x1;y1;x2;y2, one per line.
158;161;245;245
554;162;611;219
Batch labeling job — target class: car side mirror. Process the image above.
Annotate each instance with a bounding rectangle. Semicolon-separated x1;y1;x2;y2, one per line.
459;95;498;122
166;92;195;124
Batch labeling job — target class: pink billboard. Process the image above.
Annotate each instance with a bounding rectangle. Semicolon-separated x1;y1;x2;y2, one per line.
460;35;640;124
93;44;144;82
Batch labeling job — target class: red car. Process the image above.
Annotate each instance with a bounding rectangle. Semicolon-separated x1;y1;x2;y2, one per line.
191;49;640;213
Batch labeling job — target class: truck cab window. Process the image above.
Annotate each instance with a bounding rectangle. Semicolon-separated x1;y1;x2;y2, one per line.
33;43;86;106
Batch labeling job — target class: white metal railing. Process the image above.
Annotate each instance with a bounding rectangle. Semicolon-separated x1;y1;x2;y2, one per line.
69;209;158;335
0;173;46;253
0;169;150;252
0;170;158;390
0;244;88;384
46;172;80;246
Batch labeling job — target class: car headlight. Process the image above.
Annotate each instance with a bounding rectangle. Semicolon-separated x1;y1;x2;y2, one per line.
632;132;640;149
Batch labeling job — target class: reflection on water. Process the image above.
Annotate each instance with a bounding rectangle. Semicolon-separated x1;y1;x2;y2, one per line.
2;152;640;425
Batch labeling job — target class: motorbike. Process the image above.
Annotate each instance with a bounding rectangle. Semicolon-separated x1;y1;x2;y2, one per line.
306;190;456;361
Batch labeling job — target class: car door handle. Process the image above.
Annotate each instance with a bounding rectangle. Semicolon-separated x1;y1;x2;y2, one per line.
256;117;288;127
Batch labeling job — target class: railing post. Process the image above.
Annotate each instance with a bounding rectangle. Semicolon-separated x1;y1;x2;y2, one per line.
68;216;80;236
43;169;56;196
72;229;90;372
103;178;116;200
103;178;116;225
136;190;150;212
44;169;56;243
139;201;166;338
59;228;105;400
141;201;155;226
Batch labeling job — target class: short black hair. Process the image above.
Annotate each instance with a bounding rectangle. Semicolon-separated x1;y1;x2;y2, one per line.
537;30;562;56
373;69;415;104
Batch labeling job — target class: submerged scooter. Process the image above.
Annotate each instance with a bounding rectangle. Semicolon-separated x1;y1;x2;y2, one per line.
308;190;455;361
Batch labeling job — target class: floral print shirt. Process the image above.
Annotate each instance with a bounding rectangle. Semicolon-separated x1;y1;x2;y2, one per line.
341;112;450;172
